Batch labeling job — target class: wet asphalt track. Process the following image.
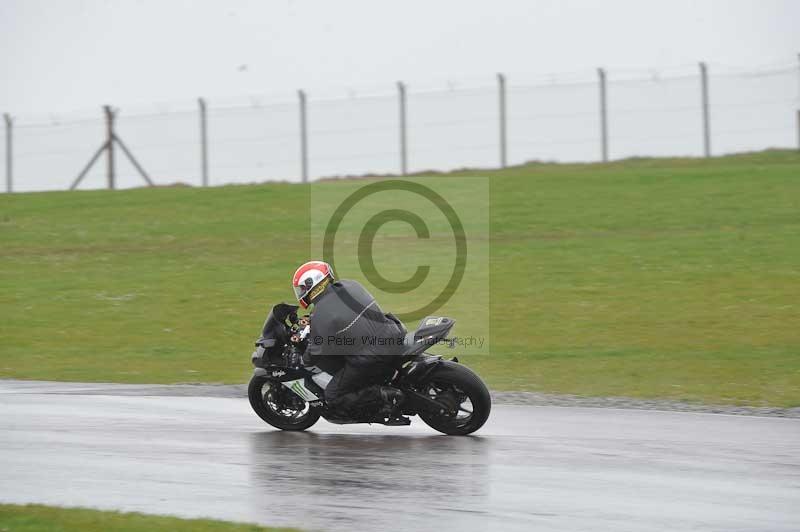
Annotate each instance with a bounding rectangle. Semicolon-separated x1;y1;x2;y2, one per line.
1;380;799;532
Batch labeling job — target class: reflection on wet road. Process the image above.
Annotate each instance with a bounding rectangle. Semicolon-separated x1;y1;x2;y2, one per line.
249;431;490;531
1;381;798;531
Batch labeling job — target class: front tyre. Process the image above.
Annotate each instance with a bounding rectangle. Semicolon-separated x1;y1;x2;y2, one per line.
248;375;321;431
418;361;491;436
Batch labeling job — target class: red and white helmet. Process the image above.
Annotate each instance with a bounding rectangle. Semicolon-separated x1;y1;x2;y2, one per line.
292;260;335;308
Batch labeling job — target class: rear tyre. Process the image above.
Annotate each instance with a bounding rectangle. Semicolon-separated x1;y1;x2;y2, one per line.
248;375;321;431
418;361;491;436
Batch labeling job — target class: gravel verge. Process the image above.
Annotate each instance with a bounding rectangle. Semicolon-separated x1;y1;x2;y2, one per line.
491;390;800;418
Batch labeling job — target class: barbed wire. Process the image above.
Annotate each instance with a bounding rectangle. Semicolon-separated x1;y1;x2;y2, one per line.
7;61;797;128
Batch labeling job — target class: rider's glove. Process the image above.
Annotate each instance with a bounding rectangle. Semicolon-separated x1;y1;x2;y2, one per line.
286;348;302;369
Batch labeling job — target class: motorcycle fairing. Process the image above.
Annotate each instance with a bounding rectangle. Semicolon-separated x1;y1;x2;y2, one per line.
253;365;307;381
281;378;320;401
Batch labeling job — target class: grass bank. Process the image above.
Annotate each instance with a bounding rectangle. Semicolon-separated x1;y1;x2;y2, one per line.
1;150;798;405
0;504;296;532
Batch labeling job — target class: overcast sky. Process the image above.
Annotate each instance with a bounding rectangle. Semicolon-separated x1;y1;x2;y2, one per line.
1;0;799;117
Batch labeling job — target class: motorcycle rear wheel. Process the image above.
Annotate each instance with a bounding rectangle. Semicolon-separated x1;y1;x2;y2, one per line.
418;361;491;436
248;375;321;431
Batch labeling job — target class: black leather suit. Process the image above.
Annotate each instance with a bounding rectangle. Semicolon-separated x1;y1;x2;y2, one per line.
303;279;405;415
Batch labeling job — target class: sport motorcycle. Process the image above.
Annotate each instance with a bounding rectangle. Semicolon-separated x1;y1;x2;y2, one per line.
248;303;491;435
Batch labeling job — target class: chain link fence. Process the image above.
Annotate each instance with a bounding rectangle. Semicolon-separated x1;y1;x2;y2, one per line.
2;61;799;193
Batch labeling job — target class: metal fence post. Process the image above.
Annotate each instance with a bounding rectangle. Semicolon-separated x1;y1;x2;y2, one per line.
298;90;308;183
598;68;609;162
797;109;800;151
104;105;116;189
397;81;408;176
700;62;711;158
198;98;209;187
497;73;507;168
72;105;150;190
3;114;11;193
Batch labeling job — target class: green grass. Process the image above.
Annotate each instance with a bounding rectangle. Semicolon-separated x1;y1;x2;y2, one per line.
1;149;799;406
0;504;297;532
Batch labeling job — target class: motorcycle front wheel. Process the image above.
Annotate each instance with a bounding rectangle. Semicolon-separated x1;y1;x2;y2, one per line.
418;361;491;436
248;375;321;431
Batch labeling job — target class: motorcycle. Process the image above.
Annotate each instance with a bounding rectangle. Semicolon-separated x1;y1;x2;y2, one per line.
248;303;491;435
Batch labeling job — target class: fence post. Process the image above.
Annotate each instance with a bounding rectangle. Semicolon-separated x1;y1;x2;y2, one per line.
699;62;711;158
104;105;116;189
198;98;209;187
497;73;507;168
598;68;609;162
797;109;800;152
3;114;11;193
397;81;408;176
298;90;308;183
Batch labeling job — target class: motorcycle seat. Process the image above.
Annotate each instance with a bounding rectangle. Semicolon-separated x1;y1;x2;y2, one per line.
400;316;455;357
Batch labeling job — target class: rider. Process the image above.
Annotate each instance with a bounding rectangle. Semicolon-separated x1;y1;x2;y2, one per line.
292;260;406;420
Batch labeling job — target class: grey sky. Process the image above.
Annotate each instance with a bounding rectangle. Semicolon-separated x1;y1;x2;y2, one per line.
1;0;799;117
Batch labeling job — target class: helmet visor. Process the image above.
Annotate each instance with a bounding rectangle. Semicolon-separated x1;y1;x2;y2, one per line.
293;284;309;302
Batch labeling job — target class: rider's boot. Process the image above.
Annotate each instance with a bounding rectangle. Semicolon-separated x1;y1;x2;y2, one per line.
379;386;409;424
